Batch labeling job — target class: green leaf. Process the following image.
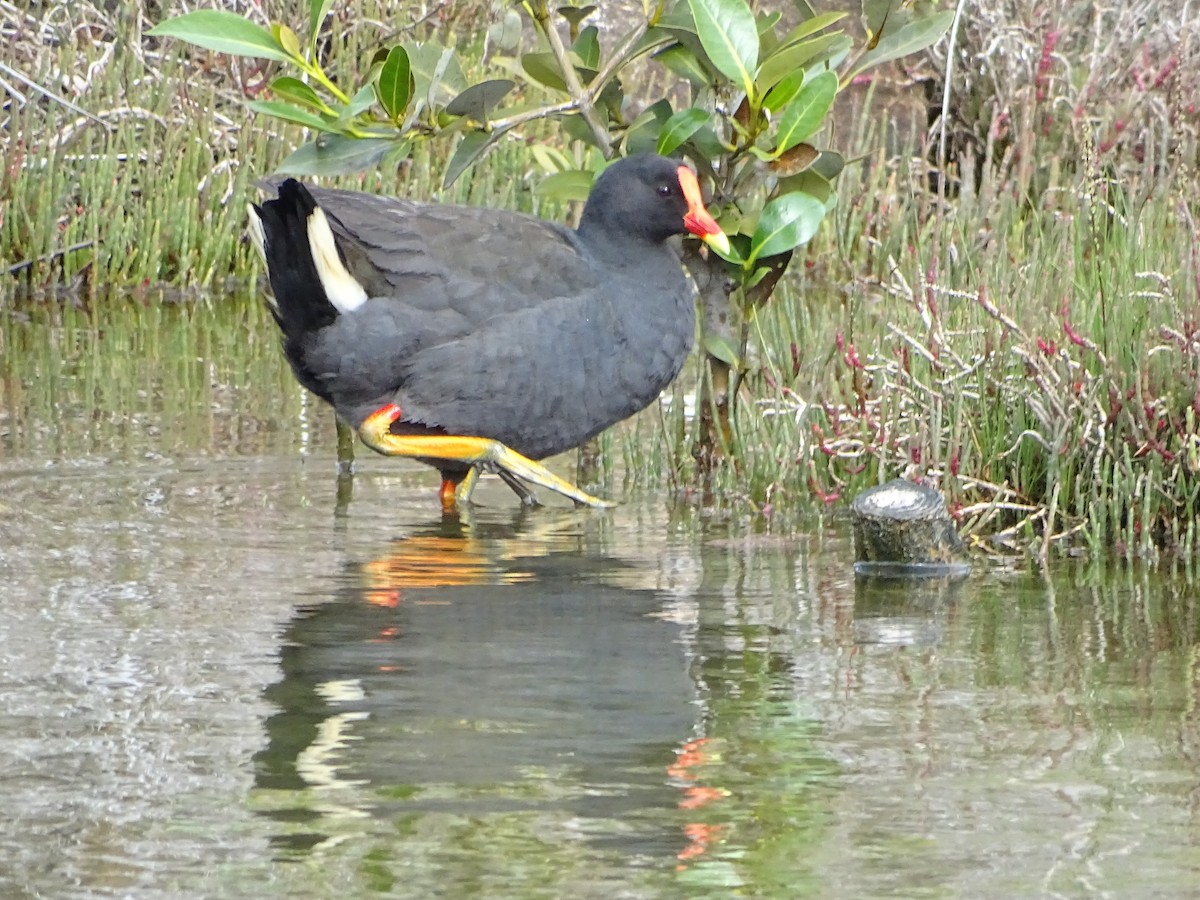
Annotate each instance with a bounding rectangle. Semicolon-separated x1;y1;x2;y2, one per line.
811;150;844;181
308;0;335;41
376;46;412;120
757;11;783;57
147;11;291;62
534;169;596;202
756;33;847;92
443;131;493;187
762;69;805;113
560;113;603;148
849;10;955;80
344;83;377;118
863;0;894;40
521;52;566;91
276;135;397;176
246;99;334;132
702;332;742;368
530;143;575;174
708;232;747;265
657;107;709;156
776;170;833;204
775;10;847;47
445;79;515;121
558;5;598;30
408;42;468;111
269;76;333;114
654;43;713;89
773;70;836;154
629;25;675;59
272;23;302;59
623;98;673;156
487;9;523;53
747;192;825;266
572;25;601;70
691;124;728;158
687;0;759;98
658;4;700;33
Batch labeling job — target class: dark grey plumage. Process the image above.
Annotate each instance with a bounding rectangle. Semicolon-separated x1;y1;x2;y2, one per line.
251;154;700;472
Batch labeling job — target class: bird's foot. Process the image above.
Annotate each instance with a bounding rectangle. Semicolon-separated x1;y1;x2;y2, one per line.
360;404;614;511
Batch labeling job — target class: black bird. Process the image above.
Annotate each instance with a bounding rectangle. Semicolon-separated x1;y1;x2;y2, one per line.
249;154;729;512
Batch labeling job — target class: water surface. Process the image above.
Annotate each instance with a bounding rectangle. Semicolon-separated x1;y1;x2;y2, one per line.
2;300;1199;897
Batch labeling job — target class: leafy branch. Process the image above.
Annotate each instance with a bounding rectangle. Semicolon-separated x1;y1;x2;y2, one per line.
148;0;954;467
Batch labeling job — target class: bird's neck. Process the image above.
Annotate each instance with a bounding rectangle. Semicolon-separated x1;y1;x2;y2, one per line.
577;223;676;273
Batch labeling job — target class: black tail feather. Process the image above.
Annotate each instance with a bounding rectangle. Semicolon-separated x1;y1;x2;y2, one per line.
254;179;340;340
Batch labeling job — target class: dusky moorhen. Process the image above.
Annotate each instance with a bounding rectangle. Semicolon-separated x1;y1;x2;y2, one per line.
249;154;729;513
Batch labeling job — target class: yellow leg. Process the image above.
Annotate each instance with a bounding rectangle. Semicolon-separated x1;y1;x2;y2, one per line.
361;404;615;510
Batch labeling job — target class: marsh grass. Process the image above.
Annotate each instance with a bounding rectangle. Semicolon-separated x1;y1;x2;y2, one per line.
5;1;1199;555
0;0;541;297
697;130;1200;556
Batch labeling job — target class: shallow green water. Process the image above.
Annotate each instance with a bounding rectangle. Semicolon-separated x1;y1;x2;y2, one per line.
3;300;1200;898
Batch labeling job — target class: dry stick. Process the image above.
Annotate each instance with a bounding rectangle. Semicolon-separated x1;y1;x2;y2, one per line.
488;98;580;135
7;242;96;275
487;23;657;142
0;60;111;128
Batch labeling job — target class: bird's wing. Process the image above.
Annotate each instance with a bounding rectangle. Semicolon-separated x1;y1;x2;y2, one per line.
307;186;601;331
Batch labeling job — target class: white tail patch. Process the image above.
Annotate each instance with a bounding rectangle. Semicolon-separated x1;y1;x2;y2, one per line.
308;206;368;312
246;206;279;315
246;204;267;263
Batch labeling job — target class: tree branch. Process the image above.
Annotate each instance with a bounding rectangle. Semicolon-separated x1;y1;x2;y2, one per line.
532;5;613;154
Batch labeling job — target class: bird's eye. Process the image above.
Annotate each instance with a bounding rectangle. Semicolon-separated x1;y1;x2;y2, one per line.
657;184;672;197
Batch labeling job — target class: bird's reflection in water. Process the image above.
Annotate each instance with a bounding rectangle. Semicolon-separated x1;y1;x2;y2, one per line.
254;509;697;864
